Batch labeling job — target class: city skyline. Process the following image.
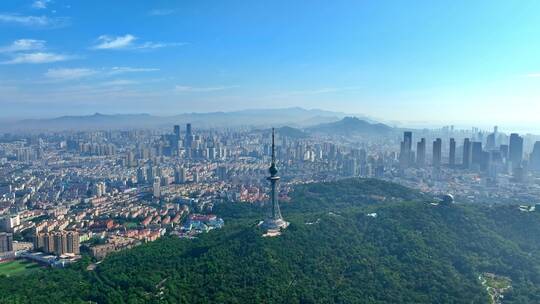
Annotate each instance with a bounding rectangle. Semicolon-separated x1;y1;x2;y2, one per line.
1;0;540;128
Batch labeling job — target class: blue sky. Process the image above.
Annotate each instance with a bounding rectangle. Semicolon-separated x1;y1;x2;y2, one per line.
1;0;540;127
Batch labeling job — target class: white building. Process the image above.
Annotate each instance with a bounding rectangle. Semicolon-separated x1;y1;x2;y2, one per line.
153;177;161;198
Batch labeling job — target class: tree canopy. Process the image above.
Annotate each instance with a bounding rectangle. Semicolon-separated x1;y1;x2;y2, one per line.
1;178;539;303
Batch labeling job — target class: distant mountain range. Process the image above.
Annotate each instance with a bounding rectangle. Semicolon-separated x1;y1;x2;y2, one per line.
3;108;369;132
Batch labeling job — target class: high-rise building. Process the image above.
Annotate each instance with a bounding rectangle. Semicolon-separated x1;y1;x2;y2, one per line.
449;138;456;167
92;182;106;198
472;142;483;167
216;165;228;181
432;138;442;167
147;166;158;182
34;231;79;255
531;141;540;173
486;126;498;150
137;167;146;184
486;134;495;151
66;231;80;255
488;151;501;183
500;144;509;160
153;177;161;198
126;151;136;167
359;149;367;164
207;147;216;160
185;123;193;149
53;232;67;256
400;132;413;167
43;233;54;254
0;214;20;232
0;232;13;253
173;125;181;140
344;158;358;177
174;166;186;184
480;151;491;172
261;128;289;231
463;138;472;169
170;125;182;153
33;232;44;251
404;132;412;151
509;133;524;169
416;138;426;167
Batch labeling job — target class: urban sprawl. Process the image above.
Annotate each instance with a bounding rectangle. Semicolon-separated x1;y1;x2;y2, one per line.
1;122;540;268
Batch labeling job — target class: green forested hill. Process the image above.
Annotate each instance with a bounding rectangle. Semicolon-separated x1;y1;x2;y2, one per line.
1;179;540;303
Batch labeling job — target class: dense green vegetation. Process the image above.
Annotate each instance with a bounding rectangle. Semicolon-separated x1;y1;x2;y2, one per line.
1;178;540;303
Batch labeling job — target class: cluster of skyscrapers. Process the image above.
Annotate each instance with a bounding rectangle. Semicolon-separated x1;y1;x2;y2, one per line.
399;127;537;181
400;131;446;168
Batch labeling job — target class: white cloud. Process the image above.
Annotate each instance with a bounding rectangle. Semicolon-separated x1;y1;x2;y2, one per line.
99;79;138;86
93;35;137;50
1;52;72;64
175;85;238;92
0;39;46;53
92;34;186;50
0;14;48;26
0;39;75;65
45;68;97;80
526;73;540;78
109;67;160;74
41;66;159;81
32;0;51;9
0;14;68;28
149;9;175;16
135;42;187;49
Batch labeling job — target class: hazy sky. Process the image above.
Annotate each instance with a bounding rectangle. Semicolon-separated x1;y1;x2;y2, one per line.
1;0;540;127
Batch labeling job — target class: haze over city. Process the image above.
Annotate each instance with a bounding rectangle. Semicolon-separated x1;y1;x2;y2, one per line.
1;0;540;131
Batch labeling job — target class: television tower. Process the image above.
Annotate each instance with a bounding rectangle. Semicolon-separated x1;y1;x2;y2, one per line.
262;128;289;230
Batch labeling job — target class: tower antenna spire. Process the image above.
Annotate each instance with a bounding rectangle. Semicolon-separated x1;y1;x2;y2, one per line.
272;128;275;164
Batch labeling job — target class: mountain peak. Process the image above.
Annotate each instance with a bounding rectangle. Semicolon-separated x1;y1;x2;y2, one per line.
309;116;392;135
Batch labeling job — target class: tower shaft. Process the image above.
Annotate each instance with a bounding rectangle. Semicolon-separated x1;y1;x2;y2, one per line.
262;128;288;230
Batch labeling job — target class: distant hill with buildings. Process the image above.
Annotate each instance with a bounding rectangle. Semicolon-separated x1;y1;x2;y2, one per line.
308;116;394;135
1;178;539;303
276;126;308;138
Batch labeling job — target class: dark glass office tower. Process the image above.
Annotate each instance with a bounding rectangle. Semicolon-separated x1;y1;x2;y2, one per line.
173;125;180;139
404;132;412;151
449;138;456;167
531;141;540;172
463;138;472;169
509;133;523;169
185;123;193;149
400;131;413;167
472;142;483;166
433;138;442;167
416;138;426;167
